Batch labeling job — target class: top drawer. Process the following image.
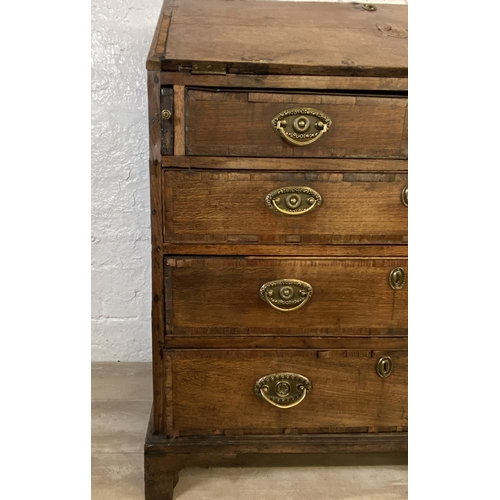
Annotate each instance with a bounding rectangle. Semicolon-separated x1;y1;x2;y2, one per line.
185;90;407;158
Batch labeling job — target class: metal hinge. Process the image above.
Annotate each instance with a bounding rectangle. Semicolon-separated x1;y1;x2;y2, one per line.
191;61;226;75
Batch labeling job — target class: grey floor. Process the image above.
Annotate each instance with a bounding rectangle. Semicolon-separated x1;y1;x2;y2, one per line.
92;362;408;499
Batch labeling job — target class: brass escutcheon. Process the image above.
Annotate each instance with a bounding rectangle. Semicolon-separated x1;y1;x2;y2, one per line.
161;109;172;120
389;268;406;290
401;184;408;207
271;107;332;147
254;372;312;408
265;186;322;216
260;279;313;312
376;356;393;378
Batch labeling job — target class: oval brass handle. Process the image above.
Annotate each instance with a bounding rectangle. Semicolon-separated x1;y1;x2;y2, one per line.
271;107;332;147
260;279;313;312
389;267;406;290
265;186;322;216
376;356;393;378
254;372;312;409
401;184;408;207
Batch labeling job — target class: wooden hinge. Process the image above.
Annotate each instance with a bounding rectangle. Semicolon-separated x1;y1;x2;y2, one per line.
191;61;226;75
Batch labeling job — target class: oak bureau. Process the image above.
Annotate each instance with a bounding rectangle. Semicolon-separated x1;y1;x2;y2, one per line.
144;1;408;498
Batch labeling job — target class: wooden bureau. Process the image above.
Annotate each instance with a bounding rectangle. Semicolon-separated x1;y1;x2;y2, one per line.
145;1;408;498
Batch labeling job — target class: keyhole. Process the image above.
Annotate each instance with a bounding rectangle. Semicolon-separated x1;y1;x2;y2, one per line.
377;356;393;378
389;268;406;290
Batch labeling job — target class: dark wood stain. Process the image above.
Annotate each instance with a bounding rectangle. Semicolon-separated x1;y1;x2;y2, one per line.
145;1;408;498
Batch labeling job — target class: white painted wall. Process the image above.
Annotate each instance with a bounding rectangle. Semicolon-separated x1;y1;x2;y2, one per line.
91;0;164;361
91;0;408;362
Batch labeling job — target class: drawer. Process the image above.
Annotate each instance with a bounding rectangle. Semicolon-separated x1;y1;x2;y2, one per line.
165;349;408;436
165;257;408;336
163;169;408;245
185;90;407;158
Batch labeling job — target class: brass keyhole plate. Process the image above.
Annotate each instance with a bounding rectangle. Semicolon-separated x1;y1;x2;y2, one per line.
401;184;408;207
376;356;393;378
389;268;406;290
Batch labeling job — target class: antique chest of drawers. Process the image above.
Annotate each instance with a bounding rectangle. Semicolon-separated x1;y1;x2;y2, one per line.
145;1;408;498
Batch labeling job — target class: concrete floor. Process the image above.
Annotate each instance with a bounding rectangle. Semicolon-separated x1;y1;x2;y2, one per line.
92;362;408;499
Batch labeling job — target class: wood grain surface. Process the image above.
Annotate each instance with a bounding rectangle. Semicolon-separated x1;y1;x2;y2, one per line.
147;0;408;77
160;72;408;91
166;349;408;436
164;336;408;350
162;156;408;172
148;71;166;434
161;243;408;258
162;169;407;245
165;257;408;335
186;90;408;158
145;1;409;494
173;85;185;156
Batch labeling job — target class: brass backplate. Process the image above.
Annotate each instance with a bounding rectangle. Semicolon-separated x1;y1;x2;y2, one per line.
254;372;312;406
271;107;332;146
260;279;313;312
265;186;322;216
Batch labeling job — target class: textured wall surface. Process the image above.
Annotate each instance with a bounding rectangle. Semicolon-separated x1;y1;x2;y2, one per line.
92;0;164;361
91;0;408;362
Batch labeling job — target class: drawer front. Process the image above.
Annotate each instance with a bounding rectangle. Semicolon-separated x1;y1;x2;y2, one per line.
163;169;408;245
165;349;408;436
165;258;408;335
185;90;407;158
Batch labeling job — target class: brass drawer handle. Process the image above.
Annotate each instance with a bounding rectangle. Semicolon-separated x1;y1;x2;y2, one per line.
272;107;332;147
402;184;408;207
254;372;312;409
376;356;393;378
389;268;406;290
265;186;322;216
260;279;313;312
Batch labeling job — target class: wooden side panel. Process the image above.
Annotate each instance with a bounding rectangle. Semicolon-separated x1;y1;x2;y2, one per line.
166;258;408;335
163;170;408;245
168;349;408;435
186;91;408;158
148;71;166;434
